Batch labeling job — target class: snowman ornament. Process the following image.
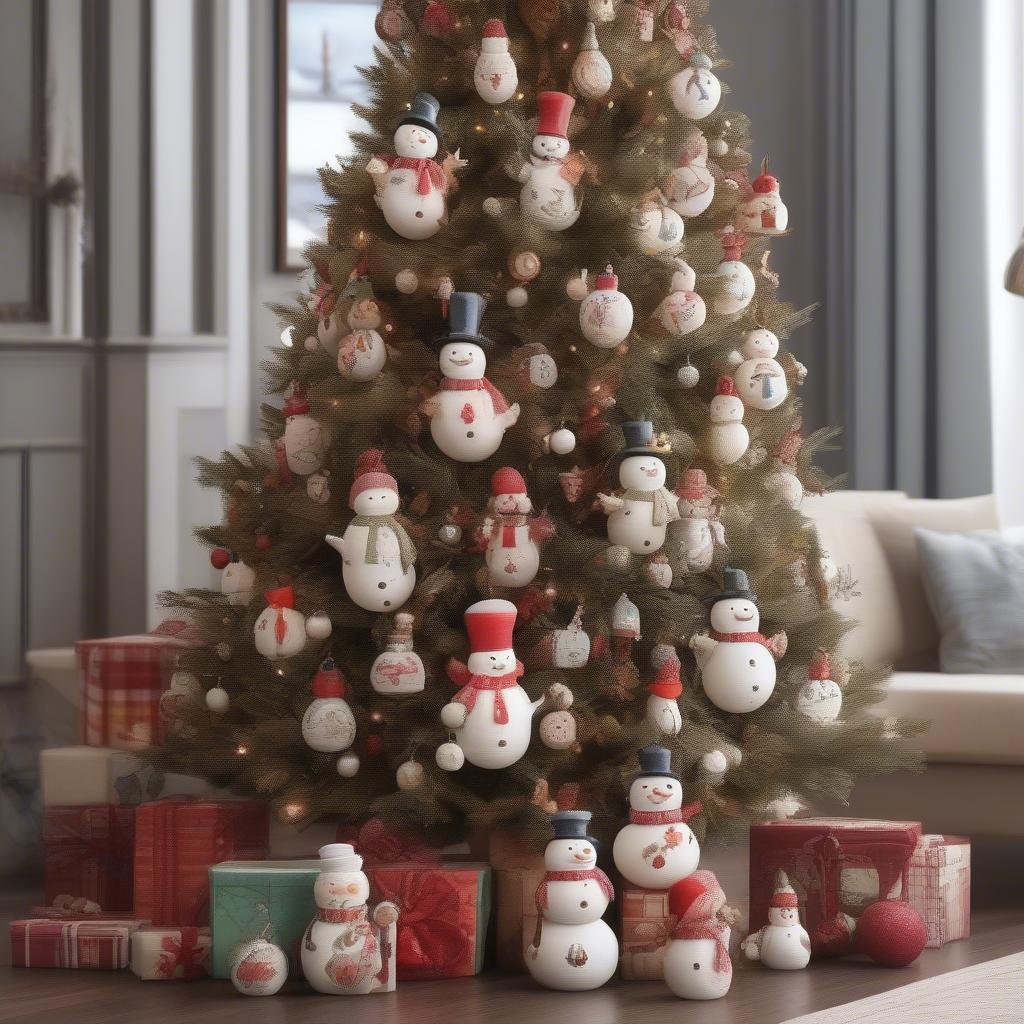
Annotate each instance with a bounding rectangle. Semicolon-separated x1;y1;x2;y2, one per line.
301;656;357;764
763;425;804;509
674;468;726;574
365;93;466;241
741;871;811;970
370;612;426;694
689;567;788;713
474;19;517;104
613;744;702;889
578;265;634;349
210;548;255;606
705;376;750;466
598;420;680;554
728;328;788;411
526;810;618;991
478;467;554;588
646;652;684;736
713;228;756;316
796;650;843;723
654;259;706;338
325;449;417;613
337;280;387;381
664;130;716;219
631;191;685;257
301;843;399;995
668;51;721;119
734;155;789;235
420;292;520;463
253;586;331;662
664;872;734;1000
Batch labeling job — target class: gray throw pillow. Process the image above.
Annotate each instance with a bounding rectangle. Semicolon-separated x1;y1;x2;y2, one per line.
915;527;1024;674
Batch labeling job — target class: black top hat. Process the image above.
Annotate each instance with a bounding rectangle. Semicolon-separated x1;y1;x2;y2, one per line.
635;743;680;781
617;420;666;461
704;565;757;605
399;92;443;150
431;291;493;351
550;810;599;846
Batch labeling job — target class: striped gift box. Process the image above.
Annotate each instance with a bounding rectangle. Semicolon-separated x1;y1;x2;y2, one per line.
10;918;143;969
907;834;971;947
620;886;675;981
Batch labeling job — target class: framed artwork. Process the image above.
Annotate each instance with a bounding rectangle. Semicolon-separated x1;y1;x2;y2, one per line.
276;0;378;271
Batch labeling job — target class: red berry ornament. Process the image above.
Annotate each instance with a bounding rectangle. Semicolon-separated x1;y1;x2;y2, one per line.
365;734;385;757
210;547;232;570
255;534;272;551
854;899;927;968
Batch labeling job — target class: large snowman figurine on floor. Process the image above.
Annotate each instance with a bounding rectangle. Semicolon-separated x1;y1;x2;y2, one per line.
613;744;702;889
689;567;787;713
526;810;618;991
598;421;680;554
440;599;543;769
516;91;584;231
325;449;417;612
741;871;811;970
664;871;734;1000
421;292;520;463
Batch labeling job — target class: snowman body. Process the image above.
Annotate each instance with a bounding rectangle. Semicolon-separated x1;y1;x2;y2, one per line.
669;60;721;119
646;693;683;736
736;188;789;236
655;262;705;337
732;329;788;410
677;516;715;572
375;124;447;240
707;391;749;466
521;143;580;231
474;25;517;104
664;927;733;999
797;677;842;723
254;605;307;660
606;455;678;554
700;600;777;713
284;410;328;476
665;136;715;218
631;200;685;256
302;696;356;753
579;272;633;348
757;908;811;970
221;560;255;605
485;522;540;587
713;258;756;316
613;775;700;888
338;304;387;381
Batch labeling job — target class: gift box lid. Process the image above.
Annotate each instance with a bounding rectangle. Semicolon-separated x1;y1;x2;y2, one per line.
751;817;921;835
210;859;320;875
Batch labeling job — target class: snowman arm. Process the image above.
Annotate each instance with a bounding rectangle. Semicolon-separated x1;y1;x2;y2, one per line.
767;631;789;660
741;930;763;960
500;402;521;428
446;658;472;686
596;492;624;513
710;520;727;546
689;632;717;666
326;533;349;558
419;395;439;418
515;162;532;183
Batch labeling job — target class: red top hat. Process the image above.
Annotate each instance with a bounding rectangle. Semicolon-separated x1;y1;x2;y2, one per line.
770;871;800;908
752;155;780;195
491;467;527;496
595;264;619;290
482;17;507;38
284;382;310;418
536;91;575;140
464;598;518;653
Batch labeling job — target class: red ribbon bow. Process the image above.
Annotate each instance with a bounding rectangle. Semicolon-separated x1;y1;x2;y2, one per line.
335;817;442;867
156;927;208;979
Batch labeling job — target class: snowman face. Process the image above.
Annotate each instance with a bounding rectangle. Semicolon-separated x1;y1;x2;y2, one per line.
709;598;760;633
544;836;597;871
467;646;516;676
629;774;683;811
619;455;666;490
348;299;381;330
742;328;779;359
769;906;800;927
709;395;743;424
439;341;486;379
315;869;369;910
222;560;255;597
532;133;570;160
493;491;532;516
394;123;439;159
716;260;755;309
352;486;400;516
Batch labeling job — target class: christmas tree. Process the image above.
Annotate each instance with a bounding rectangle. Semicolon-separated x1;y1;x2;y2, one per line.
158;0;919;847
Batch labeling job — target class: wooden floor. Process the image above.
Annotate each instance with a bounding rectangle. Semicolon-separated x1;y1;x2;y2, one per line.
3;840;1023;1024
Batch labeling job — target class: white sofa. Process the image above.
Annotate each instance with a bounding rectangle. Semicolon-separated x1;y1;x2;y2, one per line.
803;490;1024;835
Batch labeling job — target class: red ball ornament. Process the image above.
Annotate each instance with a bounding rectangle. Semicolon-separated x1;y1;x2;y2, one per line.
255;534;272;551
210;547;232;570
365;734;385;757
854;899;927;968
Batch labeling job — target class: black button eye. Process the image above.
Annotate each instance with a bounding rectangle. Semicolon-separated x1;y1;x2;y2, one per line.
693;962;700;970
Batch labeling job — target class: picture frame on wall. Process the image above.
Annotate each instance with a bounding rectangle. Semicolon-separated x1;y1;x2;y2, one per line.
275;0;378;271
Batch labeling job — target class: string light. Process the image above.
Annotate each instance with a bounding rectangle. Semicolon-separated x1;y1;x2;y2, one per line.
276;667;286;677
607;101;615;109
282;801;305;821
280;326;295;348
474;123;485;133
370;711;384;724
561;40;570;51
236;744;248;756
516;92;524;100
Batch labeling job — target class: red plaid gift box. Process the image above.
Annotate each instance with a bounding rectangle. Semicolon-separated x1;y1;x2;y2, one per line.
749;817;921;955
130;926;211;980
494;866;545;971
620;887;675;981
134;800;269;926
43;805;136;912
366;863;492;979
907;834;970;947
77;620;198;750
10;918;143;969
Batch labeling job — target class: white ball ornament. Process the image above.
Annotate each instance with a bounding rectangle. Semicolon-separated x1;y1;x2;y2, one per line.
701;749;729;775
548;428;576;455
396;759;425;790
305;610;332;641
395;269;419;294
527;351;558;388
230;937;288;996
796;651;843;723
669;51;722;120
303;334;318;352
301;658;357;754
566;271;590;302
435;741;465;772
631;197;685;256
254;586;318;661
474;19;518;104
336;752;361;777
205;686;230;714
571;22;613;100
279;325;295;349
506;285;529;308
578;265;634;348
713;230;756;317
438;521;463;545
539;709;577;750
677;362;700;388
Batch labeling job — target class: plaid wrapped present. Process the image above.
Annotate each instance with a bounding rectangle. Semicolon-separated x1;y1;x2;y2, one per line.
43;805;136;912
76;620;197;750
130;926;211;980
907;834;971;947
494;865;545;971
10;918;143;969
620;887;675;981
134;800;269;926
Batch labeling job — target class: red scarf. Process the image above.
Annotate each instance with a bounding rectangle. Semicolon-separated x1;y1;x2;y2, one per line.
437;376;510;414
320;906;367;923
383;154;447;195
671;918;732;973
490;513;528;547
535;869;615;913
710;630;770;646
447;661;524;723
630;802;702;826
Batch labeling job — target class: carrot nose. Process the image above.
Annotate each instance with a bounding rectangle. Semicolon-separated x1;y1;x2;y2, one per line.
346;883;360;894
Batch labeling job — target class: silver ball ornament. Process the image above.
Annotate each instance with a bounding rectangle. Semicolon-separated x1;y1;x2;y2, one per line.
506;285;529;308
395;269;419;294
677;362;700;388
438;522;462;545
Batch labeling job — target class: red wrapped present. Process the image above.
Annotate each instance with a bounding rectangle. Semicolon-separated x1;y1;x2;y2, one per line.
366;863;491;979
130;925;211;980
10;918;143;969
494;866;545;971
620;887;675;981
907;834;970;947
134;800;269;926
335;817;442;866
749;817;921;956
77;620;198;750
43;805;136;912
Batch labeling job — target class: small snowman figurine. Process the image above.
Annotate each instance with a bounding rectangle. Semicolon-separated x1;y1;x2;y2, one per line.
325;449;417;612
282;381;328;476
301;656;357;757
612;744;702;889
689;567;788;713
674;468;726;574
664;871;734;1000
631;192;685;257
370;613;426;694
646;651;684;736
420;292;520;463
668;51;721;120
526;810;618;991
337;280;387;381
763;425;804;509
741;871;811;970
705;377;750;466
728;328;788;410
734;156;789;235
598;421;680;554
301;843;399;995
365;92;466;241
796;650;843;724
478;467;554;588
664;130;716;219
578;265;634;349
253;586;331;662
210;548;255;606
713;228;756;316
654;259;706;338
474;19;517;104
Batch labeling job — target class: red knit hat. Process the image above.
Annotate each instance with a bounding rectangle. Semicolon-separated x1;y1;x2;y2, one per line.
677;467;708;500
718;228;746;261
464;598;517;654
715;376;738;398
348;449;398;507
647;657;683;700
491;467;527;497
808;650;832;681
311;656;347;699
595;264;619;290
536;91;575;140
482;17;507;38
284;383;310;418
770;870;800;908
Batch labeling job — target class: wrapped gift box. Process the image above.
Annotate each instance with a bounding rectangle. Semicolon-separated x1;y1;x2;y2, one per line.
620;887;675;981
43;805;136;911
336;817;443;867
134;800;269;926
10;918;143;969
907;834;970;947
130;925;211;980
749;817;922;949
367;863;491;979
76;621;196;751
494;866;544;972
209;859;320;979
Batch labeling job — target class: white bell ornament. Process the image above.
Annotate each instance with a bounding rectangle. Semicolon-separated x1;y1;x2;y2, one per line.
230;937;288;996
337;282;387;381
796;650;843;723
705;377;749;466
253;586;329;662
729;328;788;410
654;260;706;337
571;22;613;100
664;873;734;1000
474;19;518;104
668;51;721;119
578;265;633;349
735;155;789;235
664;130;716;218
301;657;357;754
631;194;685;256
713;229;756;316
